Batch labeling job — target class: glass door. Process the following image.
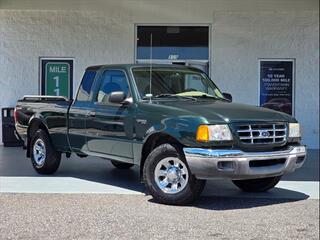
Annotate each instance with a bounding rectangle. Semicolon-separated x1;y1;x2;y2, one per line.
136;25;210;74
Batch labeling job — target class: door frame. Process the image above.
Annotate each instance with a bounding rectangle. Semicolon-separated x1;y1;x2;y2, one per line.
85;68;135;161
135;59;209;75
134;23;212;76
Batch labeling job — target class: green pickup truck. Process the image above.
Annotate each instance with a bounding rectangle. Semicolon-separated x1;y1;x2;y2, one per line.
15;64;306;205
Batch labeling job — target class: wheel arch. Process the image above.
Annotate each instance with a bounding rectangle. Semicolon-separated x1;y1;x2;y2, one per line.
26;117;49;157
139;132;184;179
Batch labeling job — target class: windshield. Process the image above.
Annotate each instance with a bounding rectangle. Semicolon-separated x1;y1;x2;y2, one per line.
132;67;224;100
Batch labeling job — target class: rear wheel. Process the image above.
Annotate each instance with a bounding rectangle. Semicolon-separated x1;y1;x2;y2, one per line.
111;160;134;169
232;176;282;192
30;129;61;174
143;144;206;205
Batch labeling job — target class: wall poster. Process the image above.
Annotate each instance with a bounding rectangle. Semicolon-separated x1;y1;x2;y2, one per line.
259;59;295;115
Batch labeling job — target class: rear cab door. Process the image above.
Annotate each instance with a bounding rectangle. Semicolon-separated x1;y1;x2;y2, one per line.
68;68;97;153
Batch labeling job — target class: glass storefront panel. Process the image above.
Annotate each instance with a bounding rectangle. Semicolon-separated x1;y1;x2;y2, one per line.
137;26;209;60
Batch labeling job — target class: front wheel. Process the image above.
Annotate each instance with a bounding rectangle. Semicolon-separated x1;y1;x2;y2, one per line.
143;144;206;205
232;176;282;192
30;129;61;174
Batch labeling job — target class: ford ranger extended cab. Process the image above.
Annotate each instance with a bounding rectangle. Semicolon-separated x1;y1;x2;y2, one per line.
15;64;306;205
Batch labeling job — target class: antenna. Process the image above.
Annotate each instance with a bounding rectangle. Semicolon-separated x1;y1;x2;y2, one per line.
146;33;153;103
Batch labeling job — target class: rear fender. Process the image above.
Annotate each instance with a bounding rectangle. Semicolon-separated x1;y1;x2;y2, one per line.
26;115;49;157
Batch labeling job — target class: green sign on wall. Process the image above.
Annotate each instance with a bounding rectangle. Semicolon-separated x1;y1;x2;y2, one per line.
45;62;70;97
40;58;74;99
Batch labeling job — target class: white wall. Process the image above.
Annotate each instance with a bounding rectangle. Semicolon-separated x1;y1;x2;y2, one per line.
0;0;319;148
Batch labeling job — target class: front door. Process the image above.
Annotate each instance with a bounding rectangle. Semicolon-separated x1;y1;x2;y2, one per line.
85;69;134;161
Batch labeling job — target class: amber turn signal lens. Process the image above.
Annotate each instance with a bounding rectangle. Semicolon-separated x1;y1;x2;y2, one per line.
196;125;209;142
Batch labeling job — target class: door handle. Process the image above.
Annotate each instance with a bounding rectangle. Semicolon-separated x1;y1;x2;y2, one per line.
87;111;96;117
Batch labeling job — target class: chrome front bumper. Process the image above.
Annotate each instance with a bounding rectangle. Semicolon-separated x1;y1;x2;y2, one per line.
183;145;306;180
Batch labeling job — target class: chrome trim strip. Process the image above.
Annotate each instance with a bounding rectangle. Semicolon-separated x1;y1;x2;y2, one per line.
184;145;306;159
22;95;69;101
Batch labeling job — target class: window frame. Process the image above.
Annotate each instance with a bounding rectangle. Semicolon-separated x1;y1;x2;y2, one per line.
93;68;133;106
74;70;97;102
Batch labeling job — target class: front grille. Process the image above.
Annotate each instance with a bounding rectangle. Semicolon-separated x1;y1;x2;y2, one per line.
236;123;287;145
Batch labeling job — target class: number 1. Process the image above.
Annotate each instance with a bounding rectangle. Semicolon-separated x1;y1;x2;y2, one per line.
53;76;60;96
53;76;59;87
54;88;60;96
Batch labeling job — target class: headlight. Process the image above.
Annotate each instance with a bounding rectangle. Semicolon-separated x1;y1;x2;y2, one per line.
196;124;233;142
289;123;301;138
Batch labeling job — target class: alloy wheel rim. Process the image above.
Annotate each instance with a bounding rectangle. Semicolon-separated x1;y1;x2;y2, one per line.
33;139;46;166
154;157;189;194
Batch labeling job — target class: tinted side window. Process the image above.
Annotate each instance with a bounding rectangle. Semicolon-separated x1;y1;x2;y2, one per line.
96;70;129;103
76;70;96;101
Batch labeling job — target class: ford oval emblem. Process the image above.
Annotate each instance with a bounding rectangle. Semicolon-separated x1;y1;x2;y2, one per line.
260;131;270;137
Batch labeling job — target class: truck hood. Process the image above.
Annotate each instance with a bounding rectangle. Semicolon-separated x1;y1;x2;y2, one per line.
157;99;294;123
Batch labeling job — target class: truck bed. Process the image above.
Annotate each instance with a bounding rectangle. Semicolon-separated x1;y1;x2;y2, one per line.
15;95;72;152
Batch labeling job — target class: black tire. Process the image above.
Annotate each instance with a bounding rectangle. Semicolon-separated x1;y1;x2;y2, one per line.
232;176;282;192
111;160;134;169
143;144;206;205
30;129;61;174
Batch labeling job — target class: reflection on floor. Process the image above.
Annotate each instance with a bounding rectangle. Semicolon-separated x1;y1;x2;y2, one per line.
0;146;319;199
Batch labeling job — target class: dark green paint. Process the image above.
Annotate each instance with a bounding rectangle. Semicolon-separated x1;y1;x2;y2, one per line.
15;64;299;164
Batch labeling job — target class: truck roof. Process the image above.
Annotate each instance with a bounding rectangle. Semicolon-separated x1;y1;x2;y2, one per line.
86;63;203;72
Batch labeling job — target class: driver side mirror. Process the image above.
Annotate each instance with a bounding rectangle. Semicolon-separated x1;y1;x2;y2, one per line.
109;91;127;104
223;92;232;102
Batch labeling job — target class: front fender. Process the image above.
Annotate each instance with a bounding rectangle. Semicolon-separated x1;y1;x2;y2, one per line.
143;115;206;147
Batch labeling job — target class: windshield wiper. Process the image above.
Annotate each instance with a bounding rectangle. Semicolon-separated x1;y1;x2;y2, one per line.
155;94;197;100
143;94;196;101
193;94;225;100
